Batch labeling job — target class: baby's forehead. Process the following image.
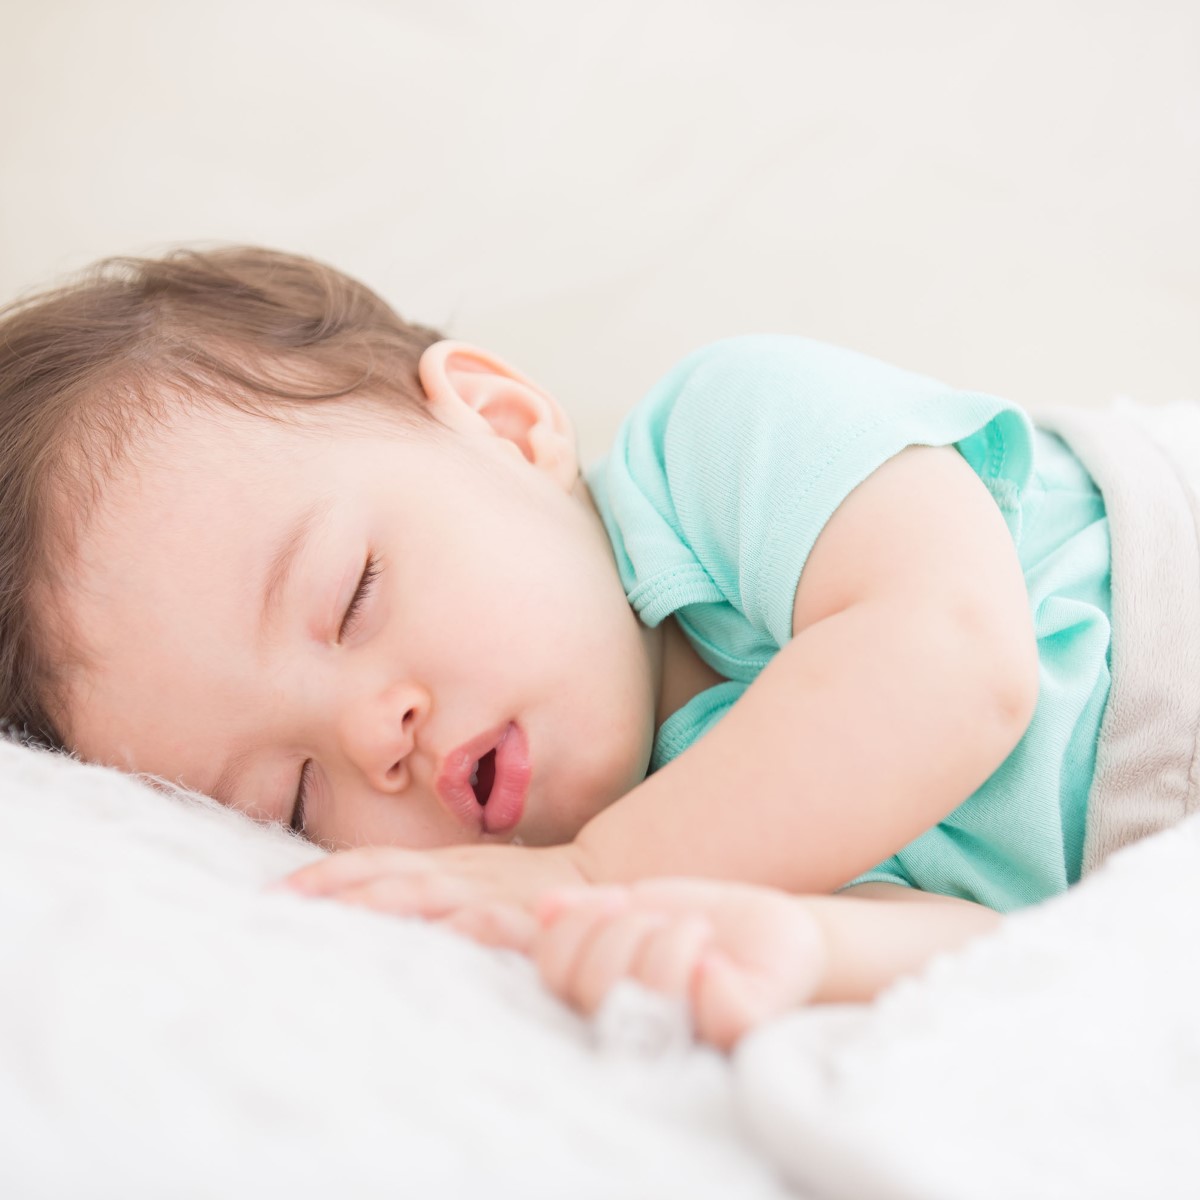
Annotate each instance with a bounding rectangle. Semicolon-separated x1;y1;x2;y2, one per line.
75;388;450;571
118;388;426;476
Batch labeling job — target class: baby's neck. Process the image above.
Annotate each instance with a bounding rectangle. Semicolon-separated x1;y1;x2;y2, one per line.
655;615;727;730
574;476;722;732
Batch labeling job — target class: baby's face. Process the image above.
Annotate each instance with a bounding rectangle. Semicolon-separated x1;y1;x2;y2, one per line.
58;358;660;849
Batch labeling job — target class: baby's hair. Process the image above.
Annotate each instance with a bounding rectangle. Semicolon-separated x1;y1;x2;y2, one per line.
0;245;445;750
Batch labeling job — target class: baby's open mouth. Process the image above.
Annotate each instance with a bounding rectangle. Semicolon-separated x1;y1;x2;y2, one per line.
435;723;527;835
470;748;497;806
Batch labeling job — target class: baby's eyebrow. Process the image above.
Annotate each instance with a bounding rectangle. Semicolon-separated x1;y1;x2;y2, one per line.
259;496;335;641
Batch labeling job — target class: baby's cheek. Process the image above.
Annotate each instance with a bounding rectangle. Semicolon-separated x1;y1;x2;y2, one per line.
325;796;471;852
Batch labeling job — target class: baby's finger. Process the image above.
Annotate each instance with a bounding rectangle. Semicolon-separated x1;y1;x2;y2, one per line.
277;845;428;896
443;903;538;951
322;870;474;919
536;885;628;925
630;914;714;998
566;910;670;1016
535;890;630;1000
691;951;778;1053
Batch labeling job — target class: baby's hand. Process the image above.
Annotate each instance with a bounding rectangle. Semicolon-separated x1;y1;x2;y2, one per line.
532;879;828;1052
277;841;587;931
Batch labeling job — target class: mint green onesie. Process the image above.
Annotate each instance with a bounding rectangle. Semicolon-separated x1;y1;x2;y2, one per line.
586;336;1111;913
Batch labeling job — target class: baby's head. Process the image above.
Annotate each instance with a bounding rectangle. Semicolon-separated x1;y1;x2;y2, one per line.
0;247;660;848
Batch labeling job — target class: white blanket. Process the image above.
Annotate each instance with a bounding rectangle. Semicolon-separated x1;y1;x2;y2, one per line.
4;733;1200;1199
736;813;1200;1199
0;741;786;1199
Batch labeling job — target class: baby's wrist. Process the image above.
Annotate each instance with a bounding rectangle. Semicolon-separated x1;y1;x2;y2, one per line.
533;840;593;891
560;827;610;886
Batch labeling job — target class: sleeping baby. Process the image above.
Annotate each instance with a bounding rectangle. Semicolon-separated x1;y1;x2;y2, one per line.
0;245;1174;1049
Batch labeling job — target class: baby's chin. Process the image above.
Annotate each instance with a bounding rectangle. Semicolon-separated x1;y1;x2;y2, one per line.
555;770;647;845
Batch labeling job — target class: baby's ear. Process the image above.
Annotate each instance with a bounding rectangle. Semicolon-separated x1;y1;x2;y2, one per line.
417;341;579;490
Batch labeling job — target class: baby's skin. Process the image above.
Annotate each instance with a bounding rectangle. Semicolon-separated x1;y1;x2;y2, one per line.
282;854;999;1049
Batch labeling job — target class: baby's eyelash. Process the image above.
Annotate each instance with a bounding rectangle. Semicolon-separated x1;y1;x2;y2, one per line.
291;760;313;834
290;555;380;834
339;553;381;641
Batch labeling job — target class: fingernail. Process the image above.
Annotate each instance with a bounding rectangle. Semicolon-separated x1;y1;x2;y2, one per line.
266;875;310;894
536;885;626;923
535;892;573;922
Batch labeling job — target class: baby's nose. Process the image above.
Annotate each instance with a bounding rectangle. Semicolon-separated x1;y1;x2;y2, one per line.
339;684;429;791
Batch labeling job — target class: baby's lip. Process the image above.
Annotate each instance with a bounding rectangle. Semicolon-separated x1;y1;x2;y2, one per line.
481;724;529;836
435;722;512;830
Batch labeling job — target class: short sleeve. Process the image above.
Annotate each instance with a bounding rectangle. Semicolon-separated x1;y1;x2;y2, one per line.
592;336;1036;656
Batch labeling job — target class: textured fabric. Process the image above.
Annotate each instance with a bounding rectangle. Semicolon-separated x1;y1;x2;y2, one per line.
587;336;1113;912
734;813;1200;1200
1038;401;1200;872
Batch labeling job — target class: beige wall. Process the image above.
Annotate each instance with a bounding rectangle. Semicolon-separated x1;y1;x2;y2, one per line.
2;0;1196;462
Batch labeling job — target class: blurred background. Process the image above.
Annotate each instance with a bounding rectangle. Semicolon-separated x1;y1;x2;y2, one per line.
1;0;1196;462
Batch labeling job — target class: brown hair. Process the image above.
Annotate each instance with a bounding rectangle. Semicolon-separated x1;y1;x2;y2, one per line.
0;245;445;749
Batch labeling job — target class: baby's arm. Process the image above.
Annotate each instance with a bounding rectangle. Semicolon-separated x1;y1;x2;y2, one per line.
530;879;1000;1050
572;444;1039;893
